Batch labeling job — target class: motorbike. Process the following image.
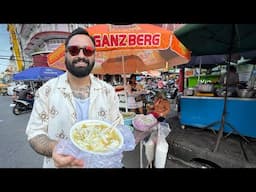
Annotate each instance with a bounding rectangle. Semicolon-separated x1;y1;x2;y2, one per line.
10;88;34;115
11;98;34;115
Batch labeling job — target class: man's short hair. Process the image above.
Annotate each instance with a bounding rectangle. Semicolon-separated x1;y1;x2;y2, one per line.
65;27;95;47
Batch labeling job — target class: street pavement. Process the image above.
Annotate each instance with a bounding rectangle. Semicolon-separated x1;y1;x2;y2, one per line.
0;95;43;168
166;111;256;168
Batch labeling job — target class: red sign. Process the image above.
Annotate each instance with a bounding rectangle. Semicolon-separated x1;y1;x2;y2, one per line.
94;33;161;49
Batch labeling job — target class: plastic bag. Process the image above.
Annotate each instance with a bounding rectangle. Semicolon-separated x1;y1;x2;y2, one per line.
154;122;171;168
55;124;135;168
132;114;158;132
158;122;171;138
154;135;169;168
144;131;157;168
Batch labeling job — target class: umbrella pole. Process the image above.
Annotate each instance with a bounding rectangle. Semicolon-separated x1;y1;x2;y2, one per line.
213;24;249;152
197;56;202;83
213;25;235;152
121;55;128;112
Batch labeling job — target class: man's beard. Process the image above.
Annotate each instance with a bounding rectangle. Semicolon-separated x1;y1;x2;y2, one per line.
65;56;95;78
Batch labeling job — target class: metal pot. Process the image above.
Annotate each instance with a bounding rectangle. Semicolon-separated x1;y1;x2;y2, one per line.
197;84;215;93
237;89;255;98
184;88;194;96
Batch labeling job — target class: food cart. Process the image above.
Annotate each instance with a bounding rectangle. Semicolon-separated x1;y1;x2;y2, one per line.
180;96;256;138
180;62;256;138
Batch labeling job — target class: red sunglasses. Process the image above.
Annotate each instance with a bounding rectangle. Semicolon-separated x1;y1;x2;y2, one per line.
67;46;95;57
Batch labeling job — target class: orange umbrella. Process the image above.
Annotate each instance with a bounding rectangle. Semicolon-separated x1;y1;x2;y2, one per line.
93;50;168;74
47;24;191;74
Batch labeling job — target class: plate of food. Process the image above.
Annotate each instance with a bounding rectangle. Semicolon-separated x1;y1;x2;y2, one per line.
70;120;124;155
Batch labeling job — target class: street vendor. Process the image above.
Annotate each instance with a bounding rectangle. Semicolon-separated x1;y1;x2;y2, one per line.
126;74;145;114
219;65;239;96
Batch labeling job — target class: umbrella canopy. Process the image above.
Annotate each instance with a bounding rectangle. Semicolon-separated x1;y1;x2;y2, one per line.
12;66;64;81
181;50;256;69
95;55;165;74
182;54;228;69
47;24;191;74
174;24;256;56
92;49;173;74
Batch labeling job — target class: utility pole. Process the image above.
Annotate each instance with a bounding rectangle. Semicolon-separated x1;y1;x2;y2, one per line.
7;24;24;72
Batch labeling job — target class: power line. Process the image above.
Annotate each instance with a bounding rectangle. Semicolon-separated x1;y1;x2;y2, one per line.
0;55;11;58
0;57;51;66
0;49;11;52
0;63;9;66
0;57;32;62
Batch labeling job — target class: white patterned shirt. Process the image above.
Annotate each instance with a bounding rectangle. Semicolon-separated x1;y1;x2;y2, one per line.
25;73;123;168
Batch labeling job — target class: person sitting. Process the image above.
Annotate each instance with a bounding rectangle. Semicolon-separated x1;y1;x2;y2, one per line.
146;91;170;122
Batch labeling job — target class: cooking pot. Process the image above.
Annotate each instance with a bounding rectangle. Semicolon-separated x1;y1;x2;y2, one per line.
184;88;194;96
197;84;215;93
237;89;255;98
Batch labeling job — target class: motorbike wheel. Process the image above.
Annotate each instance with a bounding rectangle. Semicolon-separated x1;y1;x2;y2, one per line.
13;105;21;115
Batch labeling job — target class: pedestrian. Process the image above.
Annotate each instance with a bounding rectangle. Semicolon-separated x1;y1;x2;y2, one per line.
25;27;124;168
126;74;145;114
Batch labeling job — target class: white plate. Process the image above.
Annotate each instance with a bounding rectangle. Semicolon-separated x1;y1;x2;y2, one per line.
70;120;124;155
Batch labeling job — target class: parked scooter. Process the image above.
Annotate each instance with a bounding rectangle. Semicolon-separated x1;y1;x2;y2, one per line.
10;88;34;115
11;98;34;115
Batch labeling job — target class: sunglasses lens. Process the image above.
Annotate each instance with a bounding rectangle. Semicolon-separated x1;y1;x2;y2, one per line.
83;47;95;56
67;46;95;56
68;46;80;56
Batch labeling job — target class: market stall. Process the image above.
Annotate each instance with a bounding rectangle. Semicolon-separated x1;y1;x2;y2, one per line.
175;24;256;151
180;96;256;138
180;62;256;138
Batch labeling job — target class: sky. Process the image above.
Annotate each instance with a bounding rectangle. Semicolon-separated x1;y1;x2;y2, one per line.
0;24;12;73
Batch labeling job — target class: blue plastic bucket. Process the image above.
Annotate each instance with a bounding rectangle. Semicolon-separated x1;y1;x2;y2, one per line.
124;118;134;126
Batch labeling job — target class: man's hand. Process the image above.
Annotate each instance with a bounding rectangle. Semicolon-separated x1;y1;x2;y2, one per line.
52;147;84;168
